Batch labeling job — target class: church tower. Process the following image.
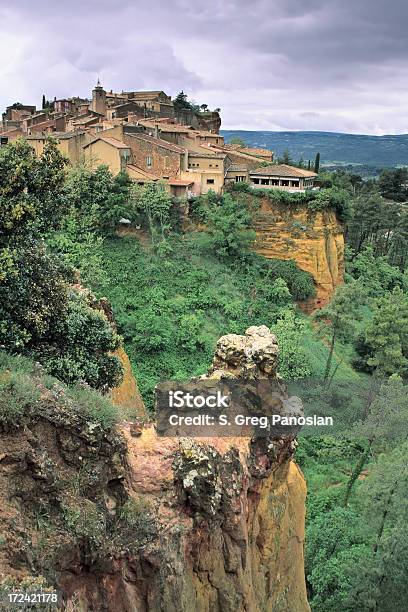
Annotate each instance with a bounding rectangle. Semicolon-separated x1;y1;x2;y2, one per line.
91;79;107;116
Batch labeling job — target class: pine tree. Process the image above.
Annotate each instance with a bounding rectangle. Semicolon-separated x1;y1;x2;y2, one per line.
42;94;46;110
314;152;321;173
313;281;364;382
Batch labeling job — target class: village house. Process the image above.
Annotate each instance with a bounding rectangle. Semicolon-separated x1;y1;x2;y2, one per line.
26;131;90;162
249;164;317;192
83;136;131;174
224;143;273;162
1;81;260;198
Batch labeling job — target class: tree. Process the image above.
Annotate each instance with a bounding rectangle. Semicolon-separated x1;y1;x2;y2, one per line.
314;282;365;382
314;152;321;174
351;442;408;611
0;141;123;391
347;246;402;298
131;182;173;246
279;149;293;165
361;287;408;377
228;136;247;148
202;193;256;260
173;91;193;112
378;167;408;202
343;377;408;506
200;104;208;112
0;139;67;242
272;308;311;379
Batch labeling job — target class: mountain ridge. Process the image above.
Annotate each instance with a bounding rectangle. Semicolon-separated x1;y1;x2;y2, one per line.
221;129;408;167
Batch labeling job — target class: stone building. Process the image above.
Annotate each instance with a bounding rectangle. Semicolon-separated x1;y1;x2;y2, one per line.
83;136;131;174
250;164;317;192
91;80;107;116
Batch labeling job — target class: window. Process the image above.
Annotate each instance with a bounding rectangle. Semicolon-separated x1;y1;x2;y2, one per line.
146;156;152;167
261;178;269;185
253;178;260;184
271;179;279;186
281;180;289;186
207;179;215;184
209;164;212;167
291;180;299;188
235;176;245;182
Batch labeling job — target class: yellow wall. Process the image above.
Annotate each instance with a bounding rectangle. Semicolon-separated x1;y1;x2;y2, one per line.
180;169;224;195
84;140;127;174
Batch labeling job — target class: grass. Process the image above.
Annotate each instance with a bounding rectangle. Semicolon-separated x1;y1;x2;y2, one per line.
0;350;119;431
96;234;321;409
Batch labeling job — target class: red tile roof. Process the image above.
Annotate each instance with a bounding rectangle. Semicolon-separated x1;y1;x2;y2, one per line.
169;179;194;186
127;132;186;154
250;164;317;178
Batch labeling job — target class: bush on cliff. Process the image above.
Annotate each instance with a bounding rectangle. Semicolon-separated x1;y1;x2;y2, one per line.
0;140;123;391
0;351;119;429
227;182;352;222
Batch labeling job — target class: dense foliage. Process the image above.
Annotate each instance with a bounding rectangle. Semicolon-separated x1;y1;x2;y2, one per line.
0;140;122;390
96;235;315;408
2;136;408;610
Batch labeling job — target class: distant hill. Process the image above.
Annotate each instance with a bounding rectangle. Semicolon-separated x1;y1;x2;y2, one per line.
221;130;408;169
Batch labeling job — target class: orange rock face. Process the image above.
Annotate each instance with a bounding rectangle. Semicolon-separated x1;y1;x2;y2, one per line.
110;347;147;419
252;198;345;308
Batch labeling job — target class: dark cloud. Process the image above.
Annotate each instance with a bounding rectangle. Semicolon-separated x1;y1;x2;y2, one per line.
1;0;407;133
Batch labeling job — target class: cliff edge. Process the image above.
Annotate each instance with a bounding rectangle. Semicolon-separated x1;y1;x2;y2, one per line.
0;328;309;612
253;197;344;308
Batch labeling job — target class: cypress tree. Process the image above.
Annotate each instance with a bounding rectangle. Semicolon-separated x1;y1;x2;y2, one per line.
314;152;320;174
42;94;46;109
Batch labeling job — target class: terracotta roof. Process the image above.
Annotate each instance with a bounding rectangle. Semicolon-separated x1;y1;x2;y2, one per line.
138;119;190;133
85;136;130;150
245;147;273;157
169;179;194;186
73;115;100;125
126;164;160;180
195;131;222;138
29;119;55;131
226;164;248;172
189;151;225;159
250;164;317;178
26;130;85;141
127;132;186;154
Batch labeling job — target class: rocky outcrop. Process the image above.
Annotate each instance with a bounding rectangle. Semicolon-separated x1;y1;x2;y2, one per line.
0;327;309;611
252;198;344;307
175;109;221;134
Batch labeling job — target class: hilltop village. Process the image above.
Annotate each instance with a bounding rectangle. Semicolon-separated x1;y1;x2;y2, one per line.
0;82;317;198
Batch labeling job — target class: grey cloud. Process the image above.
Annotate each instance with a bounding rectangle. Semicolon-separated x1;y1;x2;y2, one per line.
1;0;408;133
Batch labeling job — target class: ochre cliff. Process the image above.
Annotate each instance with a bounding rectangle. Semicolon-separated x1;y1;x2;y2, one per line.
0;328;309;611
252;198;345;307
110;347;147;419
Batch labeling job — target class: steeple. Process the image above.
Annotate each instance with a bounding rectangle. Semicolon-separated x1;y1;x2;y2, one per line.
91;78;107;116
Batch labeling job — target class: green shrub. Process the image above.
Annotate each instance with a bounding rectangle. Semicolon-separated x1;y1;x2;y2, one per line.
66;384;118;430
0;369;40;426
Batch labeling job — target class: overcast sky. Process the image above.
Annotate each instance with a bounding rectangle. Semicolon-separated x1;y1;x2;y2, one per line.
1;0;407;134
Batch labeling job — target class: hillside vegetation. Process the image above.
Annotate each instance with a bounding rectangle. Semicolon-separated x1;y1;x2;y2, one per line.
1;138;408;611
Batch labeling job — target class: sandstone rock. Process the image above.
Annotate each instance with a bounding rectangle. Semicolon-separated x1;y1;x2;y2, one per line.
253;198;344;308
0;327;309;612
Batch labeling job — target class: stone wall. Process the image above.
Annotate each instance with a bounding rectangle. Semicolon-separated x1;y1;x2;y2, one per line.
124;133;183;177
